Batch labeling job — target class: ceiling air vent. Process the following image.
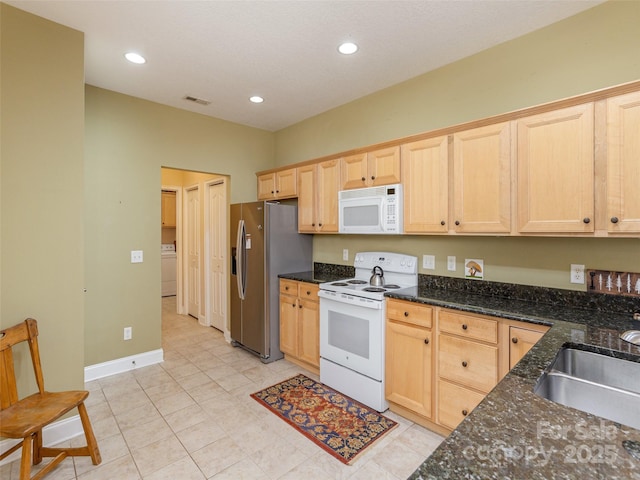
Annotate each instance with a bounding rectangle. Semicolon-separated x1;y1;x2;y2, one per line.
183;95;211;106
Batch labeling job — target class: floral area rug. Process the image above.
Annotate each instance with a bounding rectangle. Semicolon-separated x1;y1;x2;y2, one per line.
250;374;397;464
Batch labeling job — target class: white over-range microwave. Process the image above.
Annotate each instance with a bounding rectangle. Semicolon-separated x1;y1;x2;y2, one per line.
338;183;403;234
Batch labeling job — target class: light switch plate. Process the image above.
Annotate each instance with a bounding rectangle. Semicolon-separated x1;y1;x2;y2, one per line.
447;256;456;271
422;255;435;270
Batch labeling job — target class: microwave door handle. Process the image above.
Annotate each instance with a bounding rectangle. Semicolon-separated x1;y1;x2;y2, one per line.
380;199;386;232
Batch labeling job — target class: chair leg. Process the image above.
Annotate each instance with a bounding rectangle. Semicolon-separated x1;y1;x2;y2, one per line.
19;437;32;480
33;430;43;465
78;402;101;465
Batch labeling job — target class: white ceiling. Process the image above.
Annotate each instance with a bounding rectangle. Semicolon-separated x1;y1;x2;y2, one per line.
8;0;604;131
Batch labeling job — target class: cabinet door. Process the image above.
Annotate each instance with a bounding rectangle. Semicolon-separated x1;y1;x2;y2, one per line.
607;91;640;233
368;146;401;186
386;320;432;419
297;165;317;233
279;293;298;356
276;168;297;198
257;173;276;200
509;326;547;369
316;159;340;233
453;122;512;233
517;103;594;233
161;192;177;227
298;298;320;367
341;153;368;190
401;136;449;233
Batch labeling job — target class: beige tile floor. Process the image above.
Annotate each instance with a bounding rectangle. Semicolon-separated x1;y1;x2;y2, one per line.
1;296;444;479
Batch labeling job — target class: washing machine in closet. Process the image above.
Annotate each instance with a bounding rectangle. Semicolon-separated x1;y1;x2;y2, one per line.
161;244;177;296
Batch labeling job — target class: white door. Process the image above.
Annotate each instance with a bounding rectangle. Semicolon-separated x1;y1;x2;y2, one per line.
186;186;200;318
206;180;226;331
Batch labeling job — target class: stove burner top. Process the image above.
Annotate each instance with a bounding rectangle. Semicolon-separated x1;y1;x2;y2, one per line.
363;287;386;293
347;279;367;284
383;284;401;289
331;282;349;286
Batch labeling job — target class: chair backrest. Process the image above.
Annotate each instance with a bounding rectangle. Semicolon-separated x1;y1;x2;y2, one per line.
0;319;45;410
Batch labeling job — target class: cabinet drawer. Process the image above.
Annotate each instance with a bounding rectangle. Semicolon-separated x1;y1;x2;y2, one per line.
438;334;498;393
280;279;298;296
438;379;485;430
387;299;432;328
298;282;319;302
438;309;498;344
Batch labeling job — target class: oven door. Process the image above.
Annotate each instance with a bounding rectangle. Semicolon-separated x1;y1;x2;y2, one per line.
319;291;384;381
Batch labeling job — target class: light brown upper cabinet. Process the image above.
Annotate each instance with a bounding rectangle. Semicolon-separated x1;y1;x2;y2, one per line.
298;160;340;233
257;168;297;200
517;103;595;233
341;146;401;190
161;191;176;227
401;136;449;233
606;91;640;233
452;122;512;233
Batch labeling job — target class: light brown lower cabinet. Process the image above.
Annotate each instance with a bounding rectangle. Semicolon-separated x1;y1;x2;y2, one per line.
508;324;550;370
437;379;485;430
385;299;433;419
438;334;498;394
279;279;320;373
385;303;549;434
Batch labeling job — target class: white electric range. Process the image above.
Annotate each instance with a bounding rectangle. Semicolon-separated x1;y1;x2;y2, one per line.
318;252;418;411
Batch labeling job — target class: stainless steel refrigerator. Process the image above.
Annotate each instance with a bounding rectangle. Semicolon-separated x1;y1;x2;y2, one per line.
230;201;312;363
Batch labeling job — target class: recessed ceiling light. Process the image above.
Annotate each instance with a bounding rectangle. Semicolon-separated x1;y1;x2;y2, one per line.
124;52;146;64
338;42;358;55
249;96;264;104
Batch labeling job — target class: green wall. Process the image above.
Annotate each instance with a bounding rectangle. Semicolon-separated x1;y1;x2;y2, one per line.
274;0;640;291
1;4;85;392
84;86;274;365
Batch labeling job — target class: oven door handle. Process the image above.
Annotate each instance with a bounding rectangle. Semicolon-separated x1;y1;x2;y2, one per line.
318;289;383;310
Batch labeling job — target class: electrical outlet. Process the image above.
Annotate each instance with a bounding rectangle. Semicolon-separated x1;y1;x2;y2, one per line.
124;327;132;340
422;254;435;270
570;264;585;284
447;256;456;271
343;249;349;261
131;250;143;263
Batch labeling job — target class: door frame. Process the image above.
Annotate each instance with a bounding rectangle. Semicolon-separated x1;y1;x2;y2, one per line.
204;178;228;334
161;185;184;313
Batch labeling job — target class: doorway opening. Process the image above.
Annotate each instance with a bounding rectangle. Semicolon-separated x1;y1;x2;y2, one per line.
161;167;229;336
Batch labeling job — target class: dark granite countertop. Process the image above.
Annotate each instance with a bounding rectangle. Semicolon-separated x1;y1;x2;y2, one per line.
278;270;345;284
388;286;640;480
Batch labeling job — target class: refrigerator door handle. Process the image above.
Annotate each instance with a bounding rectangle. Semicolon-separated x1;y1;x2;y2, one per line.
236;219;247;300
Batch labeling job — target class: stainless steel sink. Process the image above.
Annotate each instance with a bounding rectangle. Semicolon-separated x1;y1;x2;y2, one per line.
534;347;640;430
621;330;640;346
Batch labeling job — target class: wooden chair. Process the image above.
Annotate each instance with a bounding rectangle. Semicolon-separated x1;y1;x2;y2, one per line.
0;318;101;479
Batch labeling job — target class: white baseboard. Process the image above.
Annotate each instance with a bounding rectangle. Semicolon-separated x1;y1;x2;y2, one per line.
0;415;83;466
1;350;164;467
84;349;164;383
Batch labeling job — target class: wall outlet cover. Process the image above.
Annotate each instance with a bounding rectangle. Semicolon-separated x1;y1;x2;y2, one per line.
570;264;585;284
447;256;456;271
